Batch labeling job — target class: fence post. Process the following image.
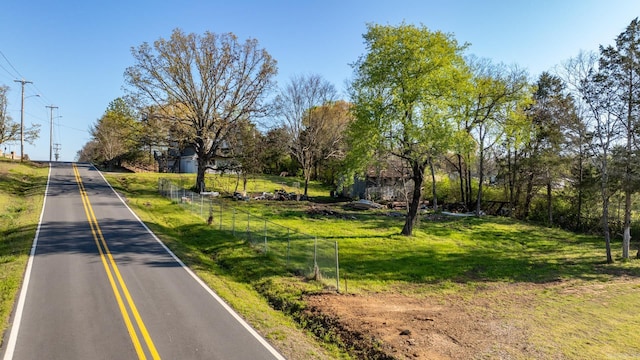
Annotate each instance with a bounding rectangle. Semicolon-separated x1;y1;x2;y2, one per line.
247;212;251;243
314;236;318;268
335;241;340;293
200;195;204;218
264;220;267;254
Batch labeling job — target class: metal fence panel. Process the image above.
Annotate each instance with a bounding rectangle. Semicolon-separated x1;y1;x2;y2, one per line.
157;178;340;291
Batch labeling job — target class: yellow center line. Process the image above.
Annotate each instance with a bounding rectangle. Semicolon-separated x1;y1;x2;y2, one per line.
73;163;160;360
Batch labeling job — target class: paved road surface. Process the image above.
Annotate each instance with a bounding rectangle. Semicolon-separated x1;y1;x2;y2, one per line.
1;162;284;360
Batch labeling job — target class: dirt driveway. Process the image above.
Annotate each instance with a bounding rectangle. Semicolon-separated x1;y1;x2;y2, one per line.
306;283;544;359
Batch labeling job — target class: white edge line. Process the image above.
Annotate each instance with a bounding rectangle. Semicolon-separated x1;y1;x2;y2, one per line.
2;162;52;360
91;164;286;360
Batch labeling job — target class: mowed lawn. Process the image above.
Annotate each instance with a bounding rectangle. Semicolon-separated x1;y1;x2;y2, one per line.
0;159;48;344
105;171;640;359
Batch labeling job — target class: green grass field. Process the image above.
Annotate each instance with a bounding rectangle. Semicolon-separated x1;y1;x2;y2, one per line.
3;165;640;359
105;171;640;359
0;159;48;344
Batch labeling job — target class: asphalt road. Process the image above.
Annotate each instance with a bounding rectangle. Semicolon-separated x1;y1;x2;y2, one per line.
1;162;284;360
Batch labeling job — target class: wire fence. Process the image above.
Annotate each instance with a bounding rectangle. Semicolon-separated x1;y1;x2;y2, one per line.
158;178;341;292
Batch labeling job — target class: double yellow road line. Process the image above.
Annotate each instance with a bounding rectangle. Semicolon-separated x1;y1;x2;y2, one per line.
73;163;160;359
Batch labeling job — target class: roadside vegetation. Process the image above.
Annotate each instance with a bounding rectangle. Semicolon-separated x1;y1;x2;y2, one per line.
0;159;48;344
106;171;640;359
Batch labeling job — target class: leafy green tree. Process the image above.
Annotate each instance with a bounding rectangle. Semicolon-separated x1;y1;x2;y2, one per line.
89;98;139;170
521;72;578;224
225;119;265;194
125;29;277;192
496;95;530;215
456;57;529;215
346;23;469;236
261;126;293;175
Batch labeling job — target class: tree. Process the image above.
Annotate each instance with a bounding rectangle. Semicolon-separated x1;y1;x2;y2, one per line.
596;18;640;259
261;126;293;175
89;98;139;170
225;119;265;194
0;85;40;148
276;74;337;197
307;100;352;185
346;23;469;236
456;58;529;215
557;51;599;230
521;72;577;224
125;29;277;192
582;63;621;264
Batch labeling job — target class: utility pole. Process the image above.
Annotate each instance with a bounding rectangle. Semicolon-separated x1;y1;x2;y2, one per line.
46;105;58;162
53;143;61;161
14;79;33;162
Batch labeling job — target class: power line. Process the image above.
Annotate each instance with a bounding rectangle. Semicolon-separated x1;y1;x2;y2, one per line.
58;123;88;133
1;51;55;112
0;51;24;79
29;83;54;105
0;63;17;82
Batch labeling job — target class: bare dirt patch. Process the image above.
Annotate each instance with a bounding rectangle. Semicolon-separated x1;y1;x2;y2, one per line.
305;284;542;359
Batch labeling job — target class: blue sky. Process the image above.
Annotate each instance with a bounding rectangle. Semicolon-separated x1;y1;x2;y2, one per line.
1;0;639;162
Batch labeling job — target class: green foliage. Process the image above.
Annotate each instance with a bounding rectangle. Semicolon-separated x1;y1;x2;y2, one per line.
346;23;471;234
346;23;469;177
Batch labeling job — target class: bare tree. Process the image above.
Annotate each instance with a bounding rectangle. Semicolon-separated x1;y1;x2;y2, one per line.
125;29;277;192
0;85;40;148
597;18;640;259
582;64;621;264
556;51;599;230
276;74;337;197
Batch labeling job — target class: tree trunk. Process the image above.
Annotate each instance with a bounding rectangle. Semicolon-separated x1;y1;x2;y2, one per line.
603;195;614;264
600;152;614;264
429;157;438;210
546;179;553;225
466;167;473;210
475;142;485;216
623;189;631;259
623;64;634;259
523;170;535;219
196;157;207;193
402;162;425;236
507;147;514;206
457;154;465;205
576;148;584;229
